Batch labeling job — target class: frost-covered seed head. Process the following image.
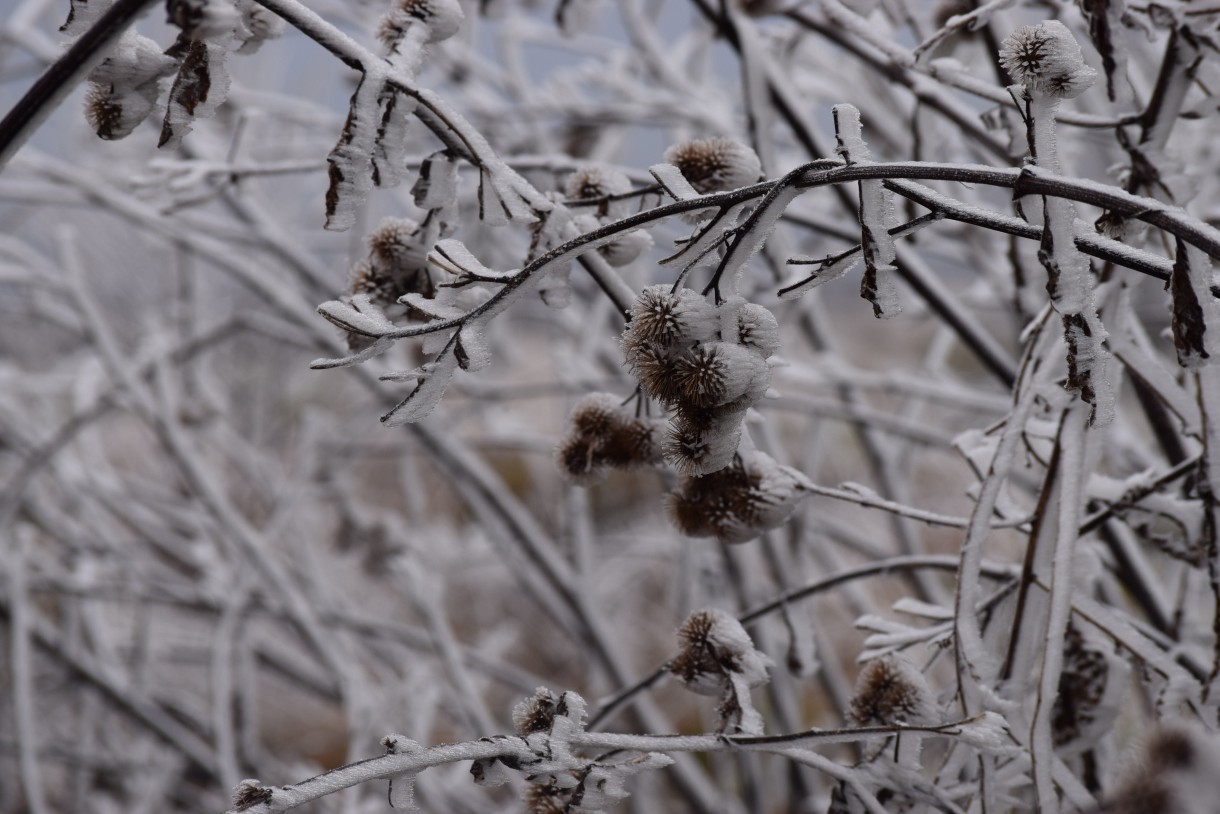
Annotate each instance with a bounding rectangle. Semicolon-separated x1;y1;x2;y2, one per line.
167;0;241;41
999;20;1097;99
623;285;719;349
624;342;684;406
563;165;632;202
88;33;178;88
523;781;574;814
235;1;284;51
663;414;743;477
232;779;273;810
848;654;936;726
668;609;772;695
379;0;465;48
555;394;662;484
84;82;158;140
512;687;561;735
600;229;653;267
1051;625;1110;747
1103;725;1220;814
733;302;781;358
673;342;763;408
663;137;762;194
665;450;803;541
352;218;435;305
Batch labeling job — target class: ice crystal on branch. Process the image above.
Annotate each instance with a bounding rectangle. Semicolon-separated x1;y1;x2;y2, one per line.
999;20;1097;98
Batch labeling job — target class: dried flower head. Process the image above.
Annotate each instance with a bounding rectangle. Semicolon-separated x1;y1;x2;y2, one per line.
668;609;772;696
672;342;765;408
563;165;632;202
666;450;805;540
232;779;273;811
1102;725;1220;814
848;654;936;726
555;393;662;485
622;285;718;349
999;20;1097;99
1052;624;1115;750
663;413;743;477
350;218;435;306
523;780;575;814
379;0;464;50
624;342;684;406
730;301;781;358
663;137;762;194
512;686;562;735
600;229;653;267
166;0;241;41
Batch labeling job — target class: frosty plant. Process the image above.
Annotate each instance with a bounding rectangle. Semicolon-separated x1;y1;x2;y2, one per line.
7;0;1220;813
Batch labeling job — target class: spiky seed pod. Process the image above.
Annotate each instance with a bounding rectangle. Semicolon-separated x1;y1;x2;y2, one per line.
1102;725;1220;814
523;781;574;814
668;609;772;696
663;137;762;194
623;285;718;349
848;654;937;727
999;20;1097;99
1051;624;1110;748
672;342;765;408
380;0;465;46
555;394;663;484
600;229;653;267
624;342;684;406
732;302;781;358
232;779;273;810
512;687;561;735
350;218;435;306
666;450;804;541
166;0;241;41
563;165;632;202
663;414;742;477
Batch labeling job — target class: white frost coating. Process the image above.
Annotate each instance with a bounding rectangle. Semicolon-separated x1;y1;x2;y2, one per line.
719;184;800;295
600;229;652;267
457;322;492;372
317;293;397;335
1198;367;1220;495
575;754;675;811
648;163;700;202
833;104;901;318
325;77;385;231
382;352;460;426
382;735;423;810
778;251;864;299
89;31;177;87
412;151;459;210
372;90;412;189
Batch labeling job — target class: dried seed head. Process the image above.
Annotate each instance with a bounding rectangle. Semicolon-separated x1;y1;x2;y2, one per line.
1051;624;1111;749
555;394;663;484
382;0;465;45
848;654;936;726
672;342;765;408
999;20;1097;99
663;413;743;477
232;779;273;811
1102;725;1220;814
665;449;804;541
512;687;561;735
668;609;772;696
523;781;574;814
623;285;718;349
563;165;632;202
84;82;159;140
600;229;653;267
166;0;241;41
350;218;435;305
663;137;762;194
236;2;284;52
731;301;781;358
624;342;684;406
